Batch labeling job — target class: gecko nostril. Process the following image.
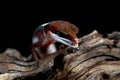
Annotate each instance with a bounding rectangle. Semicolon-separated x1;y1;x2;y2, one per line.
73;39;79;44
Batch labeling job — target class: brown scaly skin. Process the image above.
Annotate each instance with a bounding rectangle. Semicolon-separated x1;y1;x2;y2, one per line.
31;20;79;60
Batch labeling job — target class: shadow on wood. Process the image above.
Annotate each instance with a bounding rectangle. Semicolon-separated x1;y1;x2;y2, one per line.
0;30;120;80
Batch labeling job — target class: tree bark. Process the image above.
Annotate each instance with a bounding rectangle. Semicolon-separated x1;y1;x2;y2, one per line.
0;30;120;80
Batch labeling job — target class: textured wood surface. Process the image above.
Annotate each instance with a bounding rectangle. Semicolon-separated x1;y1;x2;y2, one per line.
0;30;120;80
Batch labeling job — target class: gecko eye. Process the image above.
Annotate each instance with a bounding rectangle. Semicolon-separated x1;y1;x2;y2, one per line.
56;31;68;38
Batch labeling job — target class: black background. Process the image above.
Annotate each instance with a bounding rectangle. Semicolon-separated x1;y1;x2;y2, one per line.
0;1;120;80
0;2;120;57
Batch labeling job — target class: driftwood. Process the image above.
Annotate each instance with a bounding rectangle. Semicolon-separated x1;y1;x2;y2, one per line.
0;30;120;80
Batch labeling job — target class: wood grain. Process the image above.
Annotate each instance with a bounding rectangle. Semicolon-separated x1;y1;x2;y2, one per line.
0;30;120;80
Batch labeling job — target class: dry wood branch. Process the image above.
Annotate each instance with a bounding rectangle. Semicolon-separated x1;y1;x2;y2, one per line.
0;30;120;80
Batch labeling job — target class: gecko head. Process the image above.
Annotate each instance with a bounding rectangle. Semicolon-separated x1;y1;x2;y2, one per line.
48;20;79;48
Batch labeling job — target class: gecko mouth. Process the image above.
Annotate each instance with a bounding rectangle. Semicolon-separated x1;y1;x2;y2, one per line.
50;32;78;48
